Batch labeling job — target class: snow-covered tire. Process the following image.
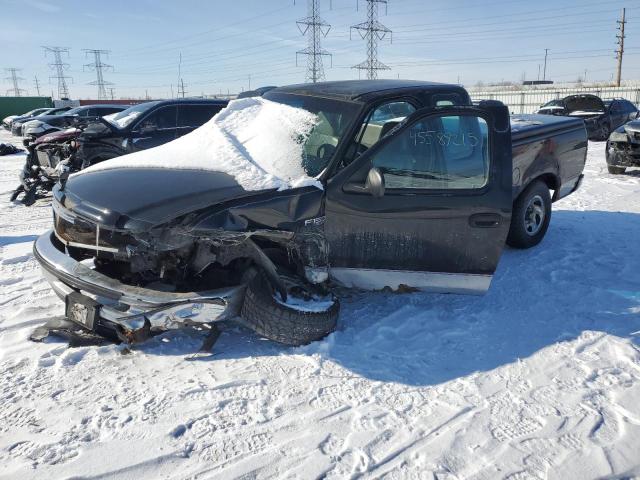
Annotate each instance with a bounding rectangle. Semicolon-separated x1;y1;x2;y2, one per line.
607;165;626;175
240;270;339;346
507;180;551;249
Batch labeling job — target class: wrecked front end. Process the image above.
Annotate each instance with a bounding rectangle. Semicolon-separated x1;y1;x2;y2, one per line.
34;171;328;343
607;122;640;169
12;131;80;205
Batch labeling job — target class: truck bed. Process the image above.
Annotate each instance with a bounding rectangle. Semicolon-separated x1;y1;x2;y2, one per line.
510;114;586;144
510;114;587;201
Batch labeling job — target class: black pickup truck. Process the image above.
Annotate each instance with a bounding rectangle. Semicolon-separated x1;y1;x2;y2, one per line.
33;80;587;347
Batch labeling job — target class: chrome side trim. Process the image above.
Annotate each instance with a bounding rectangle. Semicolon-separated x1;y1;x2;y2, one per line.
329;267;492;295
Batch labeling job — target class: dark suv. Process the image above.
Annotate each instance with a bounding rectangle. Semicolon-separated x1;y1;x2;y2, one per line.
75;99;228;166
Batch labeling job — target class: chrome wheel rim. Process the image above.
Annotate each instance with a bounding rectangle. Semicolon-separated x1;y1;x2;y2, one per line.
524;195;545;236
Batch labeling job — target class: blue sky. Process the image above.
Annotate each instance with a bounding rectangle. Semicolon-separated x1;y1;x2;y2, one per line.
1;0;639;99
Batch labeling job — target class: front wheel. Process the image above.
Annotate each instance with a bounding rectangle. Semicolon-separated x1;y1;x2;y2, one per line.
507;180;552;249
240;269;339;346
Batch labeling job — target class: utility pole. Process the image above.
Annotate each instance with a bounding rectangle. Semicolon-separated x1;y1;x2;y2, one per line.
83;49;113;100
296;0;332;83
4;68;26;96
34;75;41;96
615;8;626;87
543;49;549;81
351;0;392;80
43;46;72;99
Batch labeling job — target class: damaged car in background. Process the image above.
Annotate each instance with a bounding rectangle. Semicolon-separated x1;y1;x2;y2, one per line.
33;80;587;348
537;94;636;141
606;118;640;174
11;99;228;205
19;104;128;141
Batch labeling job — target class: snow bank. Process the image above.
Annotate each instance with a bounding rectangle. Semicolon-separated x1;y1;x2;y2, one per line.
81;98;321;191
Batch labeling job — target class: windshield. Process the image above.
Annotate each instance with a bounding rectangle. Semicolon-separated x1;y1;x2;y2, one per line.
104;101;161;129
264;92;360;176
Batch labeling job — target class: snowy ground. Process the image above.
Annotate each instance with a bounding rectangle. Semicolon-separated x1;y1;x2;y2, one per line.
0;128;639;480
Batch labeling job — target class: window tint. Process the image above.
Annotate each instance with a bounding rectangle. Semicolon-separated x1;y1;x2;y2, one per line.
433;93;464;107
359;101;417;149
177;104;223;128
622;100;637;113
371;115;489;190
137;106;178;130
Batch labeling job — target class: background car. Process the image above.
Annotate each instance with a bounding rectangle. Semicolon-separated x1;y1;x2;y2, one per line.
20;105;128;140
537;95;639;141
75;99;228;166
7;107;72;134
3;108;50;130
606;118;640;174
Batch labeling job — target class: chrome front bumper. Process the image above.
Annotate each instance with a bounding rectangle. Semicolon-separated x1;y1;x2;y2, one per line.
34;230;245;338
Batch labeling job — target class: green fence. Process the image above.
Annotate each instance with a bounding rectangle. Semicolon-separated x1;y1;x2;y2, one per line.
0;97;54;121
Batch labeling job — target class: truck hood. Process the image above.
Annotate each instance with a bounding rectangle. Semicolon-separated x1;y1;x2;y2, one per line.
57;168;272;231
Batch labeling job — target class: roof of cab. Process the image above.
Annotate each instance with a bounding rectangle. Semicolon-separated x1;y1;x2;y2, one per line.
270;80;462;101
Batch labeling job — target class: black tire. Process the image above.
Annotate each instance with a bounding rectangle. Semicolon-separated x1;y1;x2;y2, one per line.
507;180;552;249
607;165;626;175
240;269;339;346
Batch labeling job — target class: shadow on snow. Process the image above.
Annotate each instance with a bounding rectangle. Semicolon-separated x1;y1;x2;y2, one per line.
133;210;640;386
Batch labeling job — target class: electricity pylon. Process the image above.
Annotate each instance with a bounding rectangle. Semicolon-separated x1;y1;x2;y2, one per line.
351;0;392;80
296;0;332;83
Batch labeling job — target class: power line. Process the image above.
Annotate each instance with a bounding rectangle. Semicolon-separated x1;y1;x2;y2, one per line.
615;7;626;87
84;49;114;100
351;0;392;79
4;68;26;96
43;46;72;99
296;0;332;83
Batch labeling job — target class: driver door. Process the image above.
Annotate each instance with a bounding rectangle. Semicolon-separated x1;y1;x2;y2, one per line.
324;103;512;294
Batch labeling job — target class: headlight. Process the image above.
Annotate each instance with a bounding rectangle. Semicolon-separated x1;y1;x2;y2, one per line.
70;140;78;149
609;131;628;142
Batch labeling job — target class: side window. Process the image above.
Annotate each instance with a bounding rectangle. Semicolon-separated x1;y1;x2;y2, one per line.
359;101;417;149
371;115;489;190
177;104;223;128
136;106;178;131
433;93;464;107
78;109;92;117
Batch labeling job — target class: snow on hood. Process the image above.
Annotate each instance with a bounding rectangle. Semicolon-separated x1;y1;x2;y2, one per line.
80;97;322;192
510;117;543;132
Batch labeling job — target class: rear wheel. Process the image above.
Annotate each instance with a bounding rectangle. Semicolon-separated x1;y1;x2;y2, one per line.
607;165;626;175
240;269;339;346
507;180;552;249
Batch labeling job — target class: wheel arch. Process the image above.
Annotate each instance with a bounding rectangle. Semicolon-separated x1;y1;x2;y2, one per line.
517;172;560;203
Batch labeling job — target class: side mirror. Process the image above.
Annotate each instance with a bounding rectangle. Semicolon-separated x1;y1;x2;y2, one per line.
365;167;385;198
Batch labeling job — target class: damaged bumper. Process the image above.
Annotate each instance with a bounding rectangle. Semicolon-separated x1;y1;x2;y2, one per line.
33;230;246;341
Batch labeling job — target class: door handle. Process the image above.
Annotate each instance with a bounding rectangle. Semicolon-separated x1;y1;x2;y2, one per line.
469;213;501;228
